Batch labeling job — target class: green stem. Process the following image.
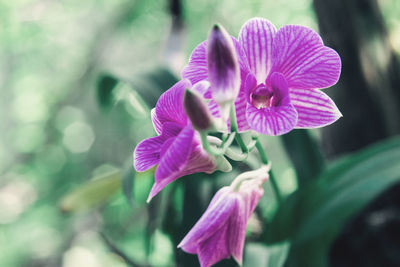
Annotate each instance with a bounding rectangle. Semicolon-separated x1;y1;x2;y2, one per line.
200;131;236;156
255;139;283;205
230;105;248;154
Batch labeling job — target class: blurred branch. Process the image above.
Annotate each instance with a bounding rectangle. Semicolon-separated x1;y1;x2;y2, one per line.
100;232;152;267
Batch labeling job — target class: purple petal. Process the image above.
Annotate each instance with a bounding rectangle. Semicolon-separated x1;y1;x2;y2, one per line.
243;73;258;103
198;225;230;267
239;18;277;83
147;126;194;200
133;136;164;172
183;141;216;175
207;24;240;104
271;25;341;89
290;88;342;128
207;89;250;132
246;103;298;135
148;137;216;202
234;89;251;132
133;122;182;172
151;108;162;135
192;80;211;96
182;37;249;88
178;187;234;252
156;79;191;126
227;197;247;265
182;41;208;85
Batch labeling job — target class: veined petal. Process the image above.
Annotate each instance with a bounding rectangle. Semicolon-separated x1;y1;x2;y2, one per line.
228;196;247;265
239;18;277;84
290;88;342;128
156;79;191;126
182;41;208;85
234;89;251;132
207;89;250;132
133;122;182;172
133;136;163;172
272;25;341;89
178;187;235;252
151;108;162;135
207;24;240;105
148;126;194;200
198;224;230;267
246;103;298;135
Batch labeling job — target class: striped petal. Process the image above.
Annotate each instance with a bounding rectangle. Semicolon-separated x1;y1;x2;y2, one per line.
148;126;194;200
290;88;342;128
227;197;247;265
182;41;208;85
182;38;250;86
156;79;191;126
134;122;181;172
151;108;162;135
271;25;341;89
239;18;277;84
207;89;250;132
246;103;298;136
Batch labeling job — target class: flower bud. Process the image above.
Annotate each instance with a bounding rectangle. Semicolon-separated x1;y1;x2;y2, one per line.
183;88;213;131
178;166;269;267
207;24;240;120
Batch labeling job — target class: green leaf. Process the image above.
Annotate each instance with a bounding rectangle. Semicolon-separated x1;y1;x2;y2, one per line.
263;137;400;267
130;68;179;107
122;164;135;207
280;129;325;187
244;242;290;267
59;170;121;213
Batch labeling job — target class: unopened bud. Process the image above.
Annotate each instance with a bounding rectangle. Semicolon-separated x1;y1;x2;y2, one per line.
184;89;213;131
207;24;240;119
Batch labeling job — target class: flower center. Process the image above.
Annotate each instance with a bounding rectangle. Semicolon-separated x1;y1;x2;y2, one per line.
250;84;277;109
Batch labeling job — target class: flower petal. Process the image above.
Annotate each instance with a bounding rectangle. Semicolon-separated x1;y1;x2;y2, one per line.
228;197;247;265
133;122;182;172
198;225;230;267
182;41;208;85
239;18;277;83
178;187;234;253
290;88;342;128
208;89;250;132
246;103;298;135
151;108;162;135
272;25;341;89
133;136;163;172
156;79;191;126
148;125;194;200
182;37;250;86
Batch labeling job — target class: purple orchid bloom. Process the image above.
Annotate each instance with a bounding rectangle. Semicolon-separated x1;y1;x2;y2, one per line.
133;79;219;202
182;18;342;135
178;167;269;267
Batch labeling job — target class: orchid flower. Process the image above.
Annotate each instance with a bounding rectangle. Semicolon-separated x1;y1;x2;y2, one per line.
182;18;342;136
178;165;269;267
133;79;231;202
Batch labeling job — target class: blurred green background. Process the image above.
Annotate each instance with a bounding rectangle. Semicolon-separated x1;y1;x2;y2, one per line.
1;0;400;267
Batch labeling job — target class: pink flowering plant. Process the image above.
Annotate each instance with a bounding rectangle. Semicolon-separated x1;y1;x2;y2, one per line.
134;18;341;267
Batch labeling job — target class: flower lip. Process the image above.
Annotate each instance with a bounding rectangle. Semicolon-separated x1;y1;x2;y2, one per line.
248;72;288;110
250;84;274;109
